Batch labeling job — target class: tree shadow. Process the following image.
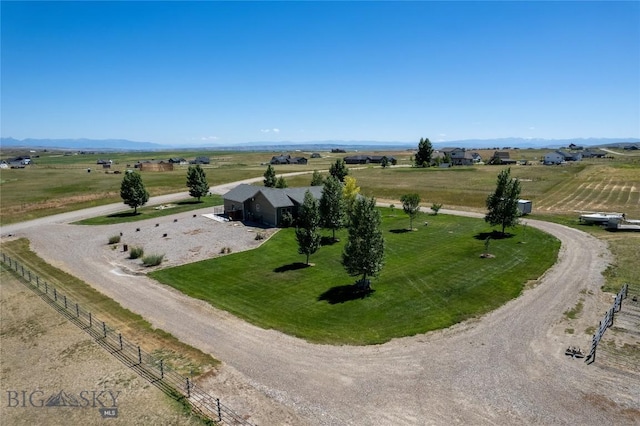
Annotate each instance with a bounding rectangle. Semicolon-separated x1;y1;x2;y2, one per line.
320;236;339;246
389;229;411;234
107;211;141;218
274;262;310;273
473;230;514;240
318;284;375;304
176;200;204;205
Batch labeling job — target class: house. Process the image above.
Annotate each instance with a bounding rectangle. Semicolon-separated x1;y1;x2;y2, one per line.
544;151;565;165
368;155;396;164
331;148;346;153
223;184;324;227
449;148;476;166
489;151;517;165
344;155;371;164
270;154;308;165
310;153;322;158
190;156;210;164
623;144;639;150
568;143;583;150
168;157;187;164
559;151;582;161
96;159;111;165
581;148;606;158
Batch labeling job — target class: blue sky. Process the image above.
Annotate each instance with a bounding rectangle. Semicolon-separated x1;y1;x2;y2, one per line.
1;1;638;145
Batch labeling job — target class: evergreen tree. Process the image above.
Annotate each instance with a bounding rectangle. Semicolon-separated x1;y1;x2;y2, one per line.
414;137;434;167
275;175;288;188
342;196;385;290
400;193;421;230
120;171;149;214
186;165;209;201
295;190;321;265
263;165;276;187
329;158;349;182
380;156;389;168
310;170;324;186
319;176;345;241
485;168;522;235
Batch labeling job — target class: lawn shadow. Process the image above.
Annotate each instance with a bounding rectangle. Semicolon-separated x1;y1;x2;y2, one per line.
320;236;339;246
274;262;310;273
318;284;375;304
389;229;411;234
474;230;514;240
176;200;204;205
107;211;141;219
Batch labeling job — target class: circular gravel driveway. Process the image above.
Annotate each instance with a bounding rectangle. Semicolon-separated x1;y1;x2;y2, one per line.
2;181;638;425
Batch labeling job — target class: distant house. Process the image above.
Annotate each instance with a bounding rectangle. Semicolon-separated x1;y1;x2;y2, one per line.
96;159;111;165
624;144;639;150
368;155;396;164
223;184;324;227
544;151;565;165
489;151;517;165
344;155;371;164
190;156;210;164
331;148;346;153
310;153;322;158
581;148;606;158
270;154;308;165
449;148;475;166
568;143;584;150
168;157;187;164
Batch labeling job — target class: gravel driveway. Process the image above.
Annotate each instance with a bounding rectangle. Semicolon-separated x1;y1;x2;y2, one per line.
2;182;639;425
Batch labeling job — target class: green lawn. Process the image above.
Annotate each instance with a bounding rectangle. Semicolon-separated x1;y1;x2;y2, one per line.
151;212;560;345
74;195;224;225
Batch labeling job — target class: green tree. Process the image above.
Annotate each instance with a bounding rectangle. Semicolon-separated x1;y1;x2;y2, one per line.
275;175;288;188
485;168;522;235
380;156;389;168
310;170;324;186
319;176;345;241
414;137;434;167
120;171;149;214
295;190;321;265
329;158;349;182
400;193;421;230
342;196;385;290
186;165;209;201
263;165;276;187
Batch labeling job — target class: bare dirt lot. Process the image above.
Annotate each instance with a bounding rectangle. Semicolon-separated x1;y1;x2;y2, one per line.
1;195;639;425
0;270;204;426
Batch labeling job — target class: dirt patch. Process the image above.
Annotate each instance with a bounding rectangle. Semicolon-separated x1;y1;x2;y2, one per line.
0;270;204;426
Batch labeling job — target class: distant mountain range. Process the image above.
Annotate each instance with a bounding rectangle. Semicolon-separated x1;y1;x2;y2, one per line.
1;137;638;152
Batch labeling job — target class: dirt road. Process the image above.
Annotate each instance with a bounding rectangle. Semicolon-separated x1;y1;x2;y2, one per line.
2;183;639;425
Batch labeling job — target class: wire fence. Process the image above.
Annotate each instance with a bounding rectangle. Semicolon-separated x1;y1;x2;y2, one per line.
1;252;255;425
584;283;628;364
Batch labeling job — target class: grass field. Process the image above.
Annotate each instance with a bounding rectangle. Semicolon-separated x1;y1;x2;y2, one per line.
150;212;560;345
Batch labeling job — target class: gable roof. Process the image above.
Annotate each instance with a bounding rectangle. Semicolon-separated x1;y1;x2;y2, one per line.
224;184;324;207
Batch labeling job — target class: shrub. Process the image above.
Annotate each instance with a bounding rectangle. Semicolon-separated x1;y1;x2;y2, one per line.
255;232;266;241
142;254;164;267
431;203;443;215
108;235;121;244
280;211;294;228
129;246;144;259
220;247;231;254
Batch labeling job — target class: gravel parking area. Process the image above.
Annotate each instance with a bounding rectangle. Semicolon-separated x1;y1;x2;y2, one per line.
2;193;639;425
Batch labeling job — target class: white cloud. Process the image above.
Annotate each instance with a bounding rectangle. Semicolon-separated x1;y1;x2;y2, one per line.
438;133;446;137
273;128;280;133
200;136;218;141
529;126;536;130
261;128;280;134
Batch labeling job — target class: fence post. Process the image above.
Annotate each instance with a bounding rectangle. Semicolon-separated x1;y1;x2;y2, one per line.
21;265;24;276
64;295;67;309
217;398;222;422
54;288;57;301
160;360;164;379
137;346;142;365
103;321;107;338
36;276;39;287
119;333;123;351
76;303;80;318
89;312;92;328
186;378;191;398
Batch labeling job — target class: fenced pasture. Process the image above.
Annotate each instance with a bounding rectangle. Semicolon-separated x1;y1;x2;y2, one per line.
0;254;253;425
151;213;560;345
